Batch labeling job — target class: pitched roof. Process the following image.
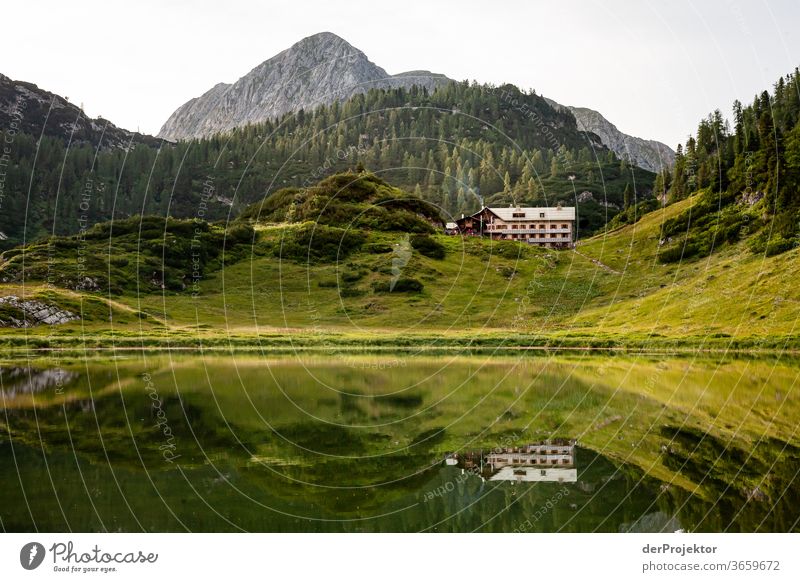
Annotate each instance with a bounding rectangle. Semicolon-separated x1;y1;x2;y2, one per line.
485;206;576;221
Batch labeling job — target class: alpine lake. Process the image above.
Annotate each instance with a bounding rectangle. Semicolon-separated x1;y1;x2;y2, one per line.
1;352;798;533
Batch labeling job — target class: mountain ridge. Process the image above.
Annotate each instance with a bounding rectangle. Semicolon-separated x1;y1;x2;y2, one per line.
543;98;675;173
157;32;672;172
0;73;161;150
157;32;451;141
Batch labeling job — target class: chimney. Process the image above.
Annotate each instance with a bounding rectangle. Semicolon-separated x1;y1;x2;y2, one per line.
461;213;464;219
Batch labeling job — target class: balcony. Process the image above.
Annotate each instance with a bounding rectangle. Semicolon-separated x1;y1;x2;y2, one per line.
523;238;573;244
488;228;572;234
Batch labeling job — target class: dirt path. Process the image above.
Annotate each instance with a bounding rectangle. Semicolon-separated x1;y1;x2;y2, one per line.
572;249;624;275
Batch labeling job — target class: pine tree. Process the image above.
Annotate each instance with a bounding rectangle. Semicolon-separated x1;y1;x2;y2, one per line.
623;183;632;209
550;156;559;178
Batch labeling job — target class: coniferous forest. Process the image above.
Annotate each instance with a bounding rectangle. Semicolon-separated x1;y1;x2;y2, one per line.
0;82;653;249
646;67;800;261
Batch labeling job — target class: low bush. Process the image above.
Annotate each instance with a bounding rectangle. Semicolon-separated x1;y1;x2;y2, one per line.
410;235;445;259
373;277;424;293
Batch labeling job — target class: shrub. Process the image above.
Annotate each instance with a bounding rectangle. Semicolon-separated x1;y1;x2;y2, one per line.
225;223;255;245
339;287;366;298
410;235;445;259
765;235;796;257
373;277;423;293
659;241;697;263
341;270;366;283
276;223;365;262
364;243;392;254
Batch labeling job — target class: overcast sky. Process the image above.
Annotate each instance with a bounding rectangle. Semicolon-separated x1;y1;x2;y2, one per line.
4;0;798;147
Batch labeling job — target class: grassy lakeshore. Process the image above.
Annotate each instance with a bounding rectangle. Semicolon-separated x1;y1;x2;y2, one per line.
2;186;800;352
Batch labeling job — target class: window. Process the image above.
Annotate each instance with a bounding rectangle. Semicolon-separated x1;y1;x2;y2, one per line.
562;224;568;229
540;470;547;476
539;212;545;218
512;212;525;218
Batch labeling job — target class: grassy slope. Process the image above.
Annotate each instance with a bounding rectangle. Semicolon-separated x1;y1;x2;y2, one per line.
1;192;799;348
572;194;800;341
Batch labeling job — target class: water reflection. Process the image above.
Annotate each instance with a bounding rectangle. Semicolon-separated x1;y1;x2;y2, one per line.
448;440;578;483
0;366;78;398
0;354;797;532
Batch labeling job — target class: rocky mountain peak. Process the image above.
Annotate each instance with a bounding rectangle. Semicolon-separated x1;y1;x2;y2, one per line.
157;33;449;141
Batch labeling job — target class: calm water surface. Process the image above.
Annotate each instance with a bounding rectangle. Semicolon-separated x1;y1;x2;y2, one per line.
1;353;798;532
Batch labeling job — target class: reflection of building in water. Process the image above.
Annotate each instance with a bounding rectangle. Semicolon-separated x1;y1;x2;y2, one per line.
446;439;577;483
489;466;577;483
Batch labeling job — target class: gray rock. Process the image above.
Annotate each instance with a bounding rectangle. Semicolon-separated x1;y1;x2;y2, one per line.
545;98;675;173
0;295;80;328
158;32;451;141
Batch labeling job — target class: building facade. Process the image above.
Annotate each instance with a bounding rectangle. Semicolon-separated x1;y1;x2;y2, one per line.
455;205;576;249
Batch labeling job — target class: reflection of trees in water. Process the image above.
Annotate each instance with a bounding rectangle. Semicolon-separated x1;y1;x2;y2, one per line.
1;359;799;532
659;426;800;532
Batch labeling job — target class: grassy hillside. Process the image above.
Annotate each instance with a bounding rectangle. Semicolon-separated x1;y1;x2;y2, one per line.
1;171;798;350
238;171;443;233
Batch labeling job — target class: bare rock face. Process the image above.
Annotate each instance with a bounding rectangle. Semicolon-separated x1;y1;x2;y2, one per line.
0;295;79;327
544;98;675;173
569;106;675;173
0;73;161;149
158;31;672;173
158;32;451;141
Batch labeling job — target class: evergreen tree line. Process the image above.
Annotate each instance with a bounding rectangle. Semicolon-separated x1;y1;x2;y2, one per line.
0;81;647;249
650;68;800;259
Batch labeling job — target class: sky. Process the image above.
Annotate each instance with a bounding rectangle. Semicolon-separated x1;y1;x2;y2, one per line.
3;0;798;148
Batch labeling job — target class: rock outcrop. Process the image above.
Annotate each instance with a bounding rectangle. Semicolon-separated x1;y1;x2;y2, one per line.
544;98;675;172
158;32;451;141
0;295;79;327
0;73;161;149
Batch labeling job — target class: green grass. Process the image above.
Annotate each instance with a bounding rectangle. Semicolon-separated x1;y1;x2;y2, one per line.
2;181;800;350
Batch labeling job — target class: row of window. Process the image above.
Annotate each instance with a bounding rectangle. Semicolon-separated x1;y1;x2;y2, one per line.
511;212;556;219
504;234;571;239
490;224;571;230
490;458;572;465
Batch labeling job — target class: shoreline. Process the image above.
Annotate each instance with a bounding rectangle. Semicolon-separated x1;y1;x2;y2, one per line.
1;332;798;358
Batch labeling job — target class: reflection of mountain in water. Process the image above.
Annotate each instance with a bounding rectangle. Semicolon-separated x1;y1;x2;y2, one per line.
1;357;799;533
0;366;77;398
